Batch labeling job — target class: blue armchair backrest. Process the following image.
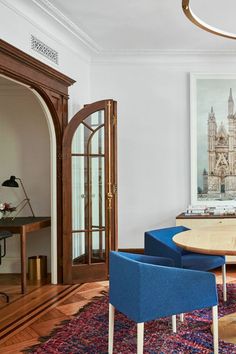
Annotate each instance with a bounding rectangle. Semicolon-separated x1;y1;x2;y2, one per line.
109;251;218;323
144;226;189;267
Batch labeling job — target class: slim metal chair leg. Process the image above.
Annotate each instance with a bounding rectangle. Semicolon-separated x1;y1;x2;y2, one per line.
222;264;227;302
137;322;144;354
212;305;218;354
108;303;115;354
172;315;177;333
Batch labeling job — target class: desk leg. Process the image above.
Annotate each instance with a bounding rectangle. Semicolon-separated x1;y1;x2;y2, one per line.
20;228;26;294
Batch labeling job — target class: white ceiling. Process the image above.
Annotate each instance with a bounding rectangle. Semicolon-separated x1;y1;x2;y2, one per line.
37;0;236;52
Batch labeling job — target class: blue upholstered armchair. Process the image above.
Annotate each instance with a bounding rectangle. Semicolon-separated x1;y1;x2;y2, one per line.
145;226;227;301
109;251;218;354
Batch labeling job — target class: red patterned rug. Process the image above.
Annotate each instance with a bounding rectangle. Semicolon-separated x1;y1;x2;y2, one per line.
24;284;236;353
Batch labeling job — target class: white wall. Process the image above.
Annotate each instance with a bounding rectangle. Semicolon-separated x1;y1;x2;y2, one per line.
91;56;236;248
0;85;51;272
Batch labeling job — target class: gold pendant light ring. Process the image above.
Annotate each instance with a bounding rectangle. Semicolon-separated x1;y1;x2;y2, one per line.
182;0;236;40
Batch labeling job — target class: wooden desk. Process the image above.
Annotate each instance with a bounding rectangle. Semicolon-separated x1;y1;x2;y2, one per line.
0;217;51;294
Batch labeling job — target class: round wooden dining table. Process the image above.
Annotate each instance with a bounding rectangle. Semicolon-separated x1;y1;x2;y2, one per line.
173;224;236;345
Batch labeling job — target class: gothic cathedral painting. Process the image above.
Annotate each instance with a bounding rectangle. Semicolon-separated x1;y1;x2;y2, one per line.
190;74;236;205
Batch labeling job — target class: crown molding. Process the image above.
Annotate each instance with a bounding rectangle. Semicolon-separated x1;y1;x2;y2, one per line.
99;49;236;57
93;49;236;64
0;0;91;63
31;0;101;54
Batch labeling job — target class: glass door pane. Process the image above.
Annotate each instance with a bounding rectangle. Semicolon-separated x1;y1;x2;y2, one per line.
71;110;105;265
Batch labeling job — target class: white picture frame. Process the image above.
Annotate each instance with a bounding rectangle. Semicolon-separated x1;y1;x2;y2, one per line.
190;73;236;206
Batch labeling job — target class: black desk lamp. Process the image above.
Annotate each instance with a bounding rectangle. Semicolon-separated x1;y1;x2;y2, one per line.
2;176;35;218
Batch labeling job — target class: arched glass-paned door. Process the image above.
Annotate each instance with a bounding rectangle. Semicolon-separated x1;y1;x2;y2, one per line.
62;100;117;283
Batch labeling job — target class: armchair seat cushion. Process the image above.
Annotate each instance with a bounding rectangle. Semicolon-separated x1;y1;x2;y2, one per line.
182;253;225;271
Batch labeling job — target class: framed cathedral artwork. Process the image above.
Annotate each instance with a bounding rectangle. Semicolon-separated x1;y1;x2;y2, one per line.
190;73;236;206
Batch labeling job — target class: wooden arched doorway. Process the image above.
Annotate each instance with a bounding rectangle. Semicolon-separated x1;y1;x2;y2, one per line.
0;39;75;282
0;40;118;284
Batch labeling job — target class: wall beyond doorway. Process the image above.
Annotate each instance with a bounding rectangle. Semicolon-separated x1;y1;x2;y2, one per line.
0;80;51;273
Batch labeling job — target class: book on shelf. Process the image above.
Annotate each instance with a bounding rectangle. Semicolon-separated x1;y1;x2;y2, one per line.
184;204;236;216
213;206;236;215
184;212;208;216
185;205;208;215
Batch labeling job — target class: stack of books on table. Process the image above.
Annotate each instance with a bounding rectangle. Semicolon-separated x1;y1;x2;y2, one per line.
185;205;208;215
213;206;236;216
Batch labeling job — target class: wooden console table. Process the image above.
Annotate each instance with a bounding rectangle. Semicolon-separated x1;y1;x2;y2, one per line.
0;217;51;294
176;213;236;263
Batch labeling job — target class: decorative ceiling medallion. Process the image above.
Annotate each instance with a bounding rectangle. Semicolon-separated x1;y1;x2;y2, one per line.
182;0;236;40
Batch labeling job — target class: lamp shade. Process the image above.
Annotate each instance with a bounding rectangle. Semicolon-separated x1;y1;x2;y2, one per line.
2;176;19;188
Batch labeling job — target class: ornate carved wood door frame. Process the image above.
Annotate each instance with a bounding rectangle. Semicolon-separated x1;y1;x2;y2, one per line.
0;39;75;282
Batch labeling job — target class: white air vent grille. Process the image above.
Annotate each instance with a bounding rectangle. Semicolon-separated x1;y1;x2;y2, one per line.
31;35;58;64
